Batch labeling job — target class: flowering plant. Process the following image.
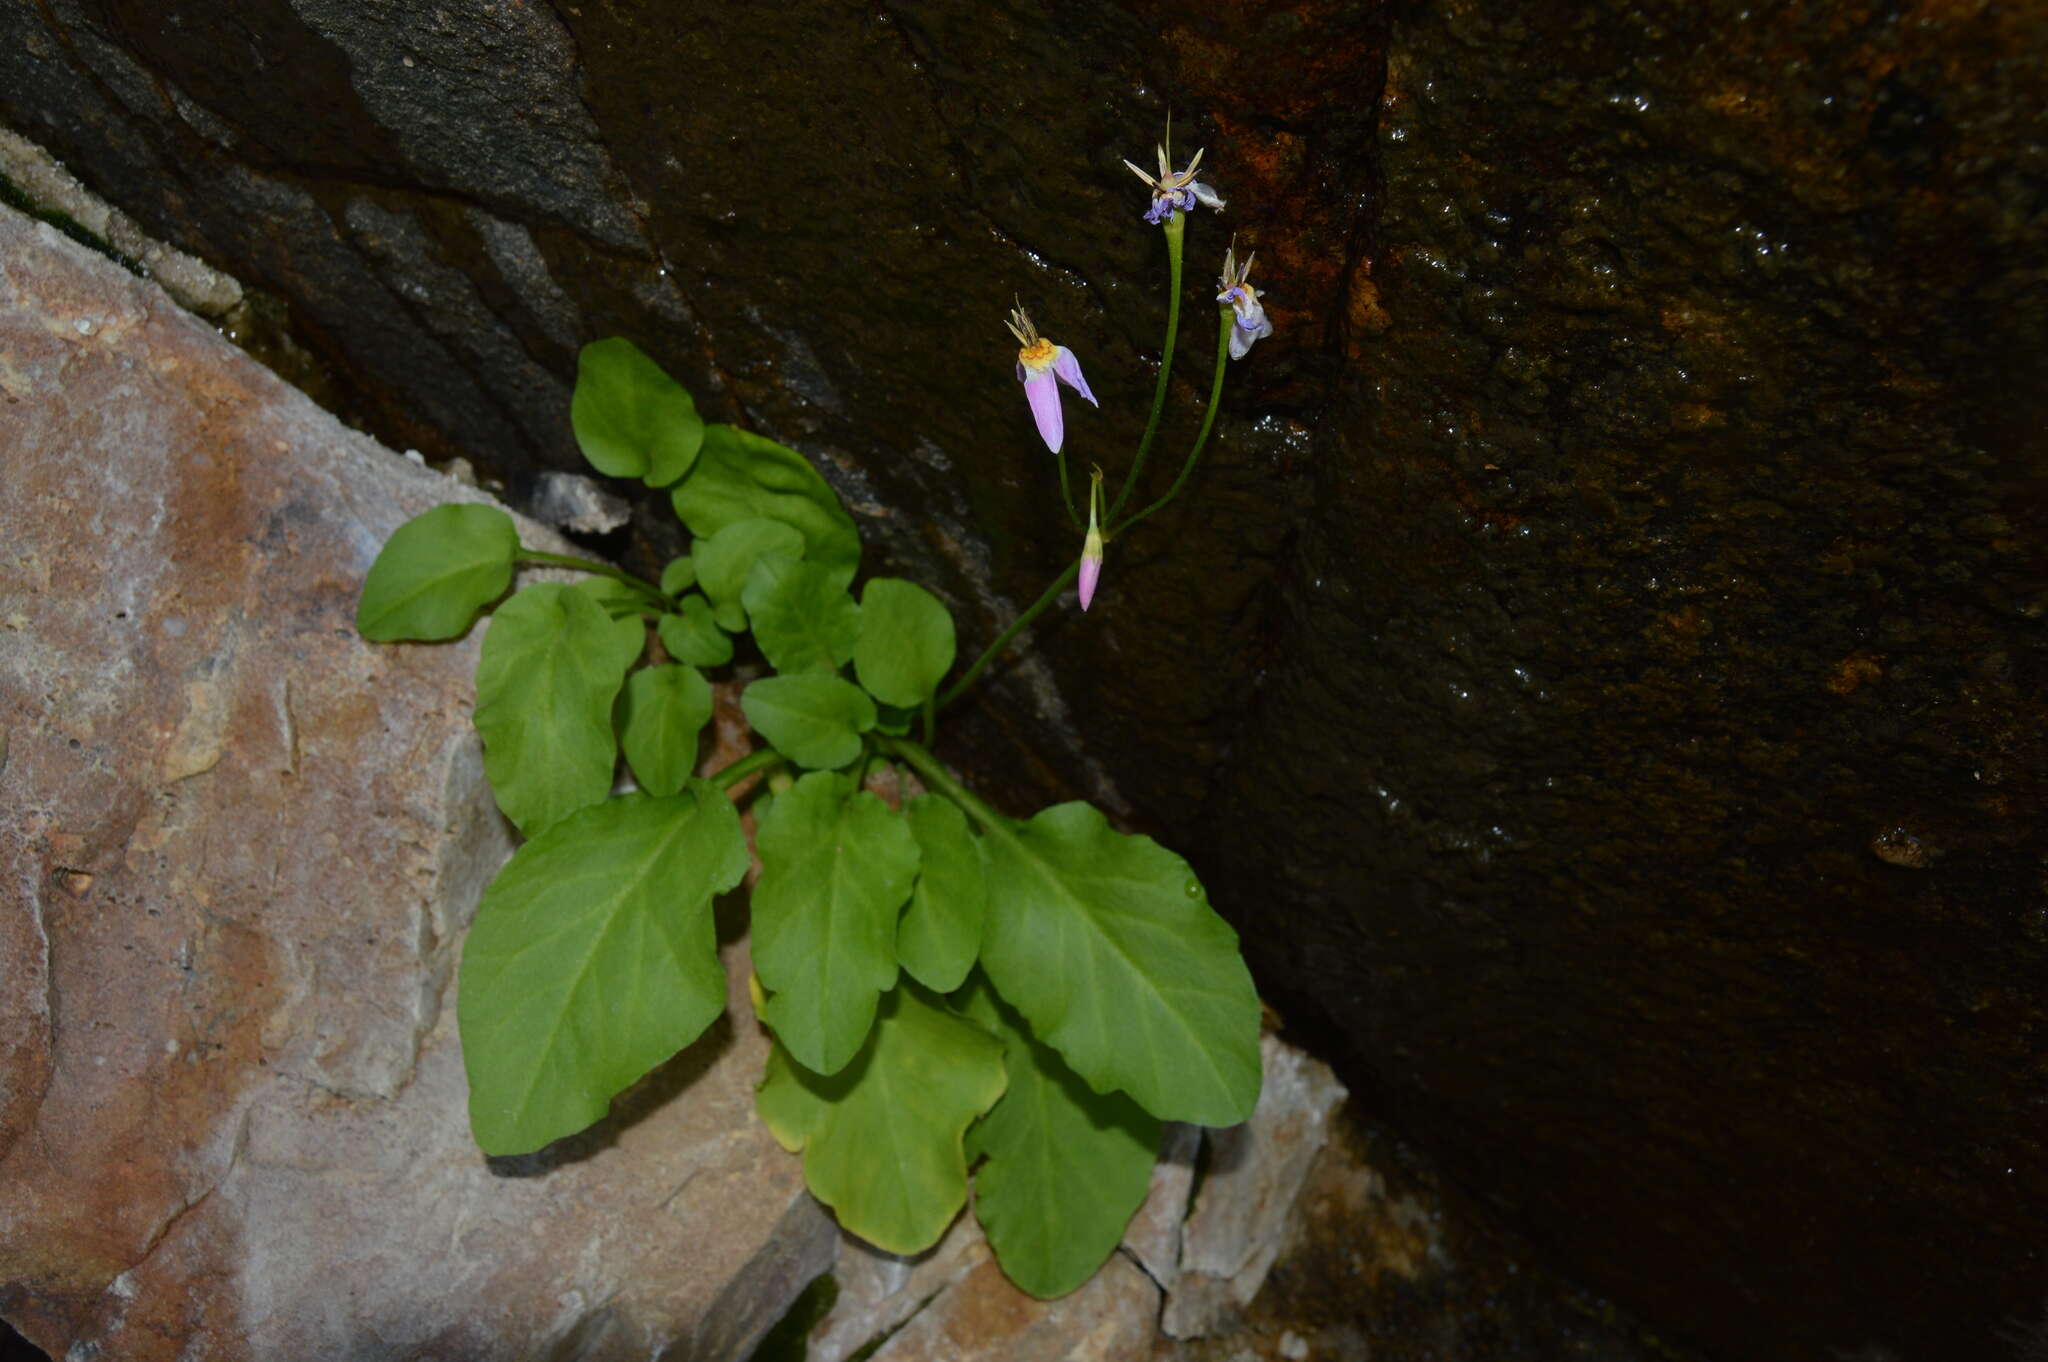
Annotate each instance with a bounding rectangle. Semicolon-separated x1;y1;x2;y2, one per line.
354;124;1272;1300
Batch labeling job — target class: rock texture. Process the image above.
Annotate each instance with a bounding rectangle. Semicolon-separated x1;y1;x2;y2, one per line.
1162;1036;1347;1339
7;4;2048;1359
0;202;832;1360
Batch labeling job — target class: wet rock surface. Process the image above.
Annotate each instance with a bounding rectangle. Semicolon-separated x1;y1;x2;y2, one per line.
0;204;831;1360
5;3;2047;1359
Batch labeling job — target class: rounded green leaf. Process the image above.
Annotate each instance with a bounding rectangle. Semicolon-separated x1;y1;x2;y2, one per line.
474;582;643;836
977;802;1262;1127
757;985;1006;1255
897;795;984;992
754;772;919;1075
672;424;860;583
657;594;733;668
854;579;956;708
459;784;749;1154
696;518;807;632
571;337;705;486
356;502;519;641
741;673;876;770
961;980;1161;1299
619;664;713;796
659;554;697;596
743;554;861;675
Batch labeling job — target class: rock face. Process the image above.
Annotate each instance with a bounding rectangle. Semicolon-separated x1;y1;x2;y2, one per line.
0;203;832;1359
7;4;2048;1359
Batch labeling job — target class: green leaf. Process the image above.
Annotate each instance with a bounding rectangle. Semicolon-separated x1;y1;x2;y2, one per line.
619;664;713;796
572;574;649;620
356;503;520;641
872;703;915;737
854;579;956;708
571;337;705;486
741;673;876;770
657;595;733;668
754;772;919;1074
743;554;861;675
459;784;749;1153
672;424;860;584
757;985;1005;1255
960;979;1161;1299
696;518;807;632
897;795;984;992
474;583;643;836
659;555;697;596
978;802;1261;1126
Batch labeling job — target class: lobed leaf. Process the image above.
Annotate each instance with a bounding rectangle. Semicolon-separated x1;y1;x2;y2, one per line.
977;802;1262;1127
897;795;985;992
757;984;1006;1255
672;424;860;583
740;673;876;770
960;979;1161;1299
619;663;713;796
753;771;919;1075
854;579;957;708
356;502;520;641
474;583;643;836
743;554;861;675
658;594;733;668
570;337;705;486
695;517;806;632
458;785;749;1154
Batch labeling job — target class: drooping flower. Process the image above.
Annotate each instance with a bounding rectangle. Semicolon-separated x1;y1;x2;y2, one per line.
1006;304;1097;454
1124;140;1226;225
1079;467;1106;611
1216;241;1274;360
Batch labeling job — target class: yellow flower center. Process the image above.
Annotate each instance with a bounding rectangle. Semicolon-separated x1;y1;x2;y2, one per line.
1018;337;1057;371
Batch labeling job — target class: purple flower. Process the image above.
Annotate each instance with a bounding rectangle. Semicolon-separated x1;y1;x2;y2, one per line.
1079;467;1106;611
1124;142;1225;225
1217;242;1274;360
1005;305;1097;454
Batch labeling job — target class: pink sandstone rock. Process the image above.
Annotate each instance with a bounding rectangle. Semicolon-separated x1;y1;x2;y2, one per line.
0;201;831;1360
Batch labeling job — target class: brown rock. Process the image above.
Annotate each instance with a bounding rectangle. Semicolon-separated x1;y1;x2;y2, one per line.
868;1254;1158;1362
0;202;831;1359
1163;1036;1348;1339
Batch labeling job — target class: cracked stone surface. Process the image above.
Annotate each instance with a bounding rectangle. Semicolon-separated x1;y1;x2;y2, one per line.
0;202;833;1361
1162;1036;1348;1339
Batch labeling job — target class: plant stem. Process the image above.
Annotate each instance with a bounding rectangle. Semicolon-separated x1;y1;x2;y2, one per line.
920;693;936;749
518;551;670;608
1056;449;1082;529
712;747;785;793
936;557;1081;711
876;736;1009;833
1111;307;1233;538
1107;211;1185;525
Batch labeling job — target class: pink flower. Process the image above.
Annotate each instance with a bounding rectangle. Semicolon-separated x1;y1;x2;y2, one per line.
1079;467;1106;611
1006;305;1097;454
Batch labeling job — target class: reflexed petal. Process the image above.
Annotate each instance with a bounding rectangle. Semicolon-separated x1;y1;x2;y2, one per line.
1051;346;1098;408
1191;181;1226;210
1023;370;1065;452
1229;302;1273;360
